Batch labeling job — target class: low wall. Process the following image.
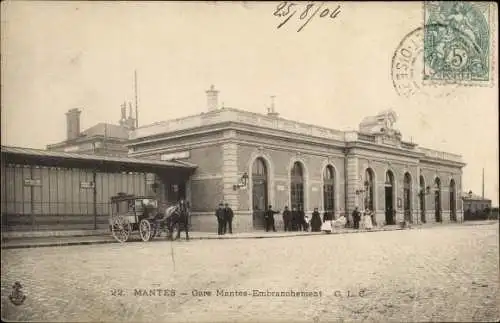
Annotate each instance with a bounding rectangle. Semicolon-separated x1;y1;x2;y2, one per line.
2;214;109;232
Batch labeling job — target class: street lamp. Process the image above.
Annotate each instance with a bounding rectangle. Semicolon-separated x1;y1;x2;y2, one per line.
233;172;249;190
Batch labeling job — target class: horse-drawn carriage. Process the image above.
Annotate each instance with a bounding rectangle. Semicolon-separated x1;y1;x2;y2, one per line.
108;193;184;243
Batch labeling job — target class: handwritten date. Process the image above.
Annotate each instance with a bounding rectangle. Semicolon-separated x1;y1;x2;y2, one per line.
273;1;341;32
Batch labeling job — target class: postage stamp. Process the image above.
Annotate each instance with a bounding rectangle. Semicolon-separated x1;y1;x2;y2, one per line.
423;1;494;85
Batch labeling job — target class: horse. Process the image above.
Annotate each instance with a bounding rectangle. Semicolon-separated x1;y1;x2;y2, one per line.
163;201;190;240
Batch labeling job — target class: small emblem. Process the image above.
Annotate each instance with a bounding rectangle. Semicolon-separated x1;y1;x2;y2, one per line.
9;281;26;306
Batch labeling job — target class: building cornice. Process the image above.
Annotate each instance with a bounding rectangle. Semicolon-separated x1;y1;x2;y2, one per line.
128;107;464;166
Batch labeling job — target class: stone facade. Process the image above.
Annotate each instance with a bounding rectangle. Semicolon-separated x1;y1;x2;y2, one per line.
128;105;466;232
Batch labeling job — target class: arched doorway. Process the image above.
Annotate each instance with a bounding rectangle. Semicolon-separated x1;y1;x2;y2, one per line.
385;170;395;225
323;165;335;216
252;158;268;229
365;168;375;211
419;175;426;223
403;173;412;223
291;161;305;211
449;179;456;222
434;177;442;222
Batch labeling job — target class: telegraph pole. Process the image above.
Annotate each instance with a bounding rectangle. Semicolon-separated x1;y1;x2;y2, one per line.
482;168;484;199
134;70;139;128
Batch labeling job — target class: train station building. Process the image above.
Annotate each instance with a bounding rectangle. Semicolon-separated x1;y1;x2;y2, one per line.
126;85;466;232
1;85;466;234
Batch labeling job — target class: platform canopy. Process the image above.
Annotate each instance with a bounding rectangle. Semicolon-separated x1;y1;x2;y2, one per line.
1;146;197;174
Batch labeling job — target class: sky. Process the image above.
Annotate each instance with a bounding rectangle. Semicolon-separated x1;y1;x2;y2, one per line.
1;1;498;205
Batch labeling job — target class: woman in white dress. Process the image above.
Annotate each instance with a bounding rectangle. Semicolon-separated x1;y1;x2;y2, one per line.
321;217;333;233
364;210;373;230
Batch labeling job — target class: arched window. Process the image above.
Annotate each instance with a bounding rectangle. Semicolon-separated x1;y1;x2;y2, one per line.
449;179;456;221
419;175;426;223
403;173;412;222
385;170;395;225
323;165;335;214
365;168;375;211
290;162;304;211
435;177;442;222
252;158;267;177
252;158;268;229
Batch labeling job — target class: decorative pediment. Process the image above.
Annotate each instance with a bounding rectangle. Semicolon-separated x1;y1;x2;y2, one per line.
360;109;402;146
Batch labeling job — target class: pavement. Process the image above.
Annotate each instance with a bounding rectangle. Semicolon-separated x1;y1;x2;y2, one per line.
2;221;498;322
1;220;496;249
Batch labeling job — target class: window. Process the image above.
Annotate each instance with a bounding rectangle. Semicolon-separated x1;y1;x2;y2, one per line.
323;165;335;212
291;162;304;210
365;168;375;211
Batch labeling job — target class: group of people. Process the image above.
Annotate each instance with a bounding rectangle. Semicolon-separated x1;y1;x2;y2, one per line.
213;203;380;234
215;203;234;235
261;205;347;233
351;207;375;230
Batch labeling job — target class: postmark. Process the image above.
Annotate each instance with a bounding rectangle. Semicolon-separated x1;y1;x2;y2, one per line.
391;25;458;98
423;1;494;85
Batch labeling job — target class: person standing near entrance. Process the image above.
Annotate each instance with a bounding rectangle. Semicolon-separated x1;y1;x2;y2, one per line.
291;207;299;231
264;205;279;232
299;206;307;231
310;208;322;232
352;207;361;229
282;206;291;231
224;203;234;234
215;203;225;235
175;199;190;240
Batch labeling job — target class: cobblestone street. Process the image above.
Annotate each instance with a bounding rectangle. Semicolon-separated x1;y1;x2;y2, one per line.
2;223;499;322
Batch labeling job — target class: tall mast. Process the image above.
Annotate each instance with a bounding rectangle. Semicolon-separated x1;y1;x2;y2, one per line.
482;168;484;199
134;70;139;128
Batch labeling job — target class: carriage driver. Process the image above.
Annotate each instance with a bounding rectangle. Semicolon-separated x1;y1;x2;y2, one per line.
215;203;225;235
175;199;190;240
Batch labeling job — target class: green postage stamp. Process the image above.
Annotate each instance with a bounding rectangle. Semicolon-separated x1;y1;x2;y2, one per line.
423;1;495;84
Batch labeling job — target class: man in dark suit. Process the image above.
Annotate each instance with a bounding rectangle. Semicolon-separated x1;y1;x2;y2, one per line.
352;207;361;229
175;199;190;240
282;206;291;231
291;207;300;231
224;203;234;234
299;206;307;231
264;205;279;232
215;203;225;235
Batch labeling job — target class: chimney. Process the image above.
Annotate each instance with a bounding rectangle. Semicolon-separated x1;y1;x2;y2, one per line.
121;104;126;120
66;108;81;141
119;102;127;126
206;85;219;111
267;95;279;117
127;101;136;130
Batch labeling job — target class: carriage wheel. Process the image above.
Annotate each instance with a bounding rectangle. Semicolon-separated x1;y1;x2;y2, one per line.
111;216;131;243
139;219;153;242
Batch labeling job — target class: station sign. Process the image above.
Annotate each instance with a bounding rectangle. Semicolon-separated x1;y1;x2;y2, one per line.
80;181;95;189
63;145;80;152
160;151;190;161
24;179;42;187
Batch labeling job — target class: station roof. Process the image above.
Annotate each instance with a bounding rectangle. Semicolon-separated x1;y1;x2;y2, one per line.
1;145;197;173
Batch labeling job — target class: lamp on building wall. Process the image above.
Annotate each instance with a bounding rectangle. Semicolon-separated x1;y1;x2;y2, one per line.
233;172;249;190
355;188;365;195
419;186;431;196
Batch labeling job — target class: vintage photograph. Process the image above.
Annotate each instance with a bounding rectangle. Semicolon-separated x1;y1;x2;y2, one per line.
1;1;498;322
